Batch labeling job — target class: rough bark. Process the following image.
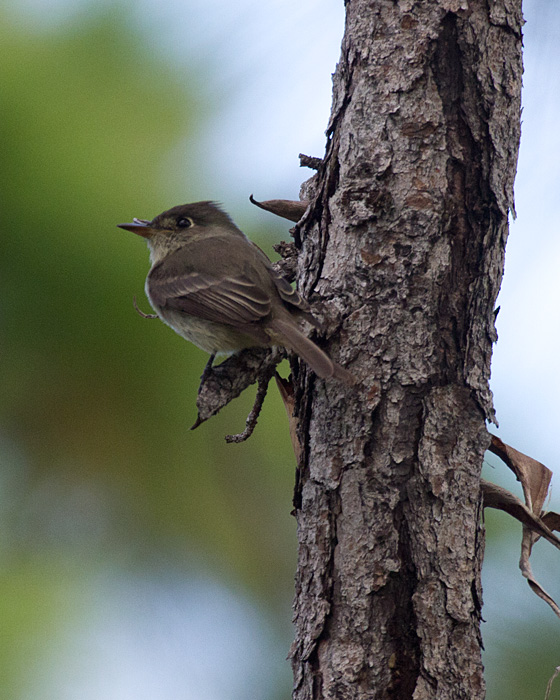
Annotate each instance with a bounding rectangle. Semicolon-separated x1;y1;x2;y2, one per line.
290;2;523;699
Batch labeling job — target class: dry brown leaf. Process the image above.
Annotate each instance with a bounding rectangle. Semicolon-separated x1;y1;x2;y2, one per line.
486;435;560;620
481;480;560;550
249;195;309;222
520;539;560;619
545;666;560;700
489;434;552;514
275;373;303;466
542;512;560;534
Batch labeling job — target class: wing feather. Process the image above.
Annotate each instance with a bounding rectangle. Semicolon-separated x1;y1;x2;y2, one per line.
148;268;271;326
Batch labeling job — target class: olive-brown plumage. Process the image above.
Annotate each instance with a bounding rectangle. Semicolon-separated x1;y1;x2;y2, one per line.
118;202;354;383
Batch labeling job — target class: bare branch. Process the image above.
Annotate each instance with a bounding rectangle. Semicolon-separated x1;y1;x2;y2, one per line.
225;370;274;443
298;153;323;170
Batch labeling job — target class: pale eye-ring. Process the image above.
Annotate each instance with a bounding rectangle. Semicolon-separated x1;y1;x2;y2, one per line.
177;217;194;228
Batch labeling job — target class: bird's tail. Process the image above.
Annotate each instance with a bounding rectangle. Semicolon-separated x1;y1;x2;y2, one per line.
269;317;356;385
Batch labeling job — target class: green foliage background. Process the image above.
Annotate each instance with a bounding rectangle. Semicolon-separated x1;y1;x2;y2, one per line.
0;8;296;698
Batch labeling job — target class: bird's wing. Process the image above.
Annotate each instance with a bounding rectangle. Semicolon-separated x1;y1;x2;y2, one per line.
268;266;308;310
148;266;272;326
268;266;321;329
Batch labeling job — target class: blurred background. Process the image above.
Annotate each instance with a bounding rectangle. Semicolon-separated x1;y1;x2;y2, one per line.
0;0;558;698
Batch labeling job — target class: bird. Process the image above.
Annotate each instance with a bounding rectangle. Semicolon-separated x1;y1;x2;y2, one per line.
117;201;355;384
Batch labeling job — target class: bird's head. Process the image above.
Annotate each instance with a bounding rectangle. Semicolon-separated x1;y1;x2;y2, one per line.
118;201;243;262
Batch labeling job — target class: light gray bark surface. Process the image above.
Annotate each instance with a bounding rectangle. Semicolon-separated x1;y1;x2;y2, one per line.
290;2;523;698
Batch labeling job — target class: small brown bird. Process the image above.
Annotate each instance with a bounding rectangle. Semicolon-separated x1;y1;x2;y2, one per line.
118;201;354;383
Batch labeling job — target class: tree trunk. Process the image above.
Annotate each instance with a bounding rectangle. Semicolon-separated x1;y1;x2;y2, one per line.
290;2;523;698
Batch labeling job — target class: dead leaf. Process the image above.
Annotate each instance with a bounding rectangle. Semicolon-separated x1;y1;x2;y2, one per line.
481;480;560;550
542;512;560;534
545;665;560;700
249;195;309;222
488;434;552;514
275;373;302;466
485;435;560;620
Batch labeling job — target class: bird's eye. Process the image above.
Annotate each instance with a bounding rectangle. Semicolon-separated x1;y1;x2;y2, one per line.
177;217;194;228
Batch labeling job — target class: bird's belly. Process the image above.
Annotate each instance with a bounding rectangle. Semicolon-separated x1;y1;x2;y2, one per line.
154;307;268;355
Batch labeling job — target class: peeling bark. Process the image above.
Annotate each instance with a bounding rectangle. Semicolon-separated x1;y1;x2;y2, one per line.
290;2;523;698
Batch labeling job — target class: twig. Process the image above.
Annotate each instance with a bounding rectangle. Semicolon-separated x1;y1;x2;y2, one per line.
224;365;275;443
299;153;323;170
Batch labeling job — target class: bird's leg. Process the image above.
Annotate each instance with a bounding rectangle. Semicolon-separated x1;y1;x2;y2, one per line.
198;353;216;394
133;296;158;319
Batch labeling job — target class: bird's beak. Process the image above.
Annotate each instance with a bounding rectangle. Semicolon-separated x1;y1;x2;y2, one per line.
117;218;156;239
